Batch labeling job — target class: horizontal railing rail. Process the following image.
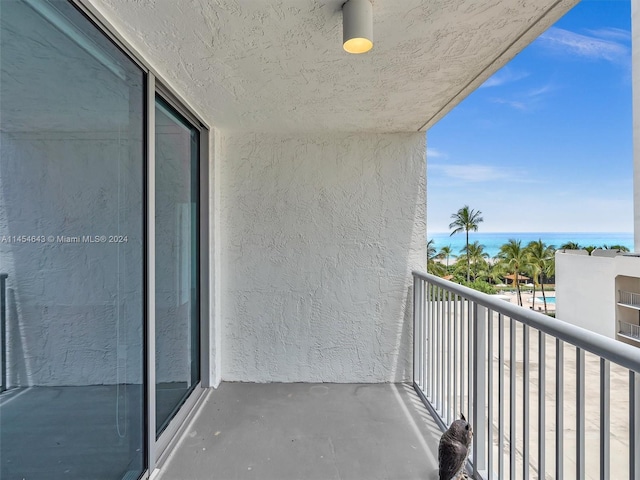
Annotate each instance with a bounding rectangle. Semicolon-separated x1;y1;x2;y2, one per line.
413;270;640;480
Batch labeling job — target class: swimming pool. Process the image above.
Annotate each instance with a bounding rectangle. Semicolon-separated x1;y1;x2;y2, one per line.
534;296;556;304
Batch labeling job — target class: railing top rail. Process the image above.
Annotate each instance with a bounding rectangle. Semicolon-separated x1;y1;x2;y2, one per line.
413;270;640;374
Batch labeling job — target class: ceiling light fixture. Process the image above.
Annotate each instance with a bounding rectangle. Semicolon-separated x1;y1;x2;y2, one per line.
342;0;373;54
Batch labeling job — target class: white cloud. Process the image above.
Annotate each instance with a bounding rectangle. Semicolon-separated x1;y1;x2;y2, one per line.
426;147;447;158
526;84;555;97
429;163;516;183
489;83;556;111
586;27;631;42
490;98;526;110
480;68;529;88
537;27;629;63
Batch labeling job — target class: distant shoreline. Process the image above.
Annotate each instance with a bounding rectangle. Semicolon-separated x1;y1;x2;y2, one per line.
429;231;634;258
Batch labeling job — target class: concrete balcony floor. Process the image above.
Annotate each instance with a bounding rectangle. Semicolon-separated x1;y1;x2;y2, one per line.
156;383;442;480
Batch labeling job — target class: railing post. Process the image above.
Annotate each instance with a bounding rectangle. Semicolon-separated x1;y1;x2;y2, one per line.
413;274;418;386
472;303;487;478
1;273;8;393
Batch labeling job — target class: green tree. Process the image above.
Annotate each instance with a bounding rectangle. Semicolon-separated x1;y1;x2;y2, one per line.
526;239;555;313
427;239;446;276
491;261;508;286
603;244;630;252
498;239;527;307
560;241;581;250
459;241;489;281
437;245;455;269
449;205;484;282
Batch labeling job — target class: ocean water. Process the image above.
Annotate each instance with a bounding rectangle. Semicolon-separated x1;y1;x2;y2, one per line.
429;232;634;259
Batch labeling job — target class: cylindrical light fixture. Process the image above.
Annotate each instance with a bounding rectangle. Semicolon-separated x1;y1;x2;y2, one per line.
342;0;373;54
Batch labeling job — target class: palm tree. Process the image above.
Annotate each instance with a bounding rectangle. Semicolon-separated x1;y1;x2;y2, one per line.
427;239;446;276
526;239;555;313
449;205;484;282
498;239;527;306
437;245;455;269
487;261;507;286
603;244;630;252
560;241;581;250
459;241;489;281
427;239;437;260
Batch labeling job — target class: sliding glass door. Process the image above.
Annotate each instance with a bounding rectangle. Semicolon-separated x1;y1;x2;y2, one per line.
154;97;200;436
0;1;208;478
0;1;145;478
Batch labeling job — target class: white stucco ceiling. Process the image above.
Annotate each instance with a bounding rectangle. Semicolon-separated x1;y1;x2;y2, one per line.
86;0;579;133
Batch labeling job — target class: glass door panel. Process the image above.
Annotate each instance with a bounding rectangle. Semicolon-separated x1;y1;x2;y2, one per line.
0;1;145;479
155;97;200;436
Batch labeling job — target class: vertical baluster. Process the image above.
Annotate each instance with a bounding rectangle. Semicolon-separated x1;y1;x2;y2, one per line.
468;300;473;426
460;295;466;427
556;340;564;479
577;348;585;480
432;284;437;403
487;308;494;479
453;294;458;422
446;289;451;425
430;283;435;400
473;303;487;477
600;358;610;480
538;331;546;480
421;278;425;390
523;324;530;480
413;275;424;388
499;313;505;479
420;281;431;394
510;318;516;479
437;286;442;415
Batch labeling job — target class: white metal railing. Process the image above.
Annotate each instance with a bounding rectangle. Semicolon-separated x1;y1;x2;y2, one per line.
618;290;640;307
619;320;640;340
413;271;640;480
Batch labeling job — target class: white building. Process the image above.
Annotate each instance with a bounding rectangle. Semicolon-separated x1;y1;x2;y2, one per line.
555;3;640;348
556;249;640;346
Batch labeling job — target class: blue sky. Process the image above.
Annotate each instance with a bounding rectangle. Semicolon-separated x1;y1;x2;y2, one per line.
427;0;632;233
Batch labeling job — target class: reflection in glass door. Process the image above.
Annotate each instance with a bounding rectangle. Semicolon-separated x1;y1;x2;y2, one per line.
155;96;200;436
0;1;145;478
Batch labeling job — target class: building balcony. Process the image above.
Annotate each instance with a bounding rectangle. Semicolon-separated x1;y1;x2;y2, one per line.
619;320;640;343
618;290;640;309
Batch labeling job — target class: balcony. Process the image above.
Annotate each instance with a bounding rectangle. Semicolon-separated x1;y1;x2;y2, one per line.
148;272;640;480
618;290;640;309
619;320;640;343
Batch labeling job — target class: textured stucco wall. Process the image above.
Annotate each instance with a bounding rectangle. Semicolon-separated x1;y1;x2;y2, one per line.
220;132;426;382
